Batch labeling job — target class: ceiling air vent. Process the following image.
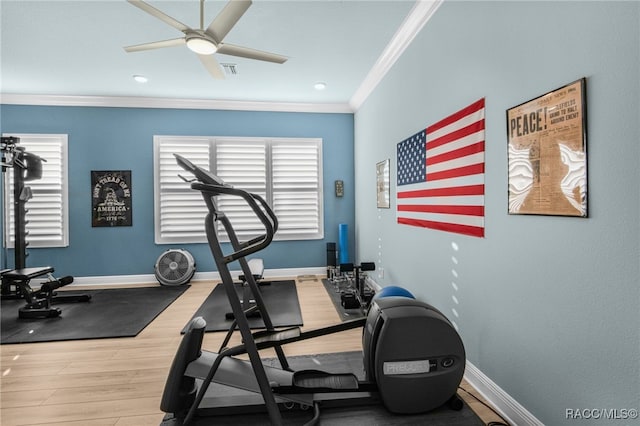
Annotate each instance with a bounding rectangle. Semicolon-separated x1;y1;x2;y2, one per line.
221;63;238;76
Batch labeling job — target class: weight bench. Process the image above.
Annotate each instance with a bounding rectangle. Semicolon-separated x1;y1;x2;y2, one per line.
1;267;91;319
237;258;266;284
339;262;376;310
226;258;268;320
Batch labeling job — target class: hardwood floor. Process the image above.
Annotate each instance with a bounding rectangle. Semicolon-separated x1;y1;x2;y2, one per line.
0;277;507;425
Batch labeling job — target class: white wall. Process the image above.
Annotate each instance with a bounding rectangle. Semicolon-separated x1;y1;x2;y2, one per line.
354;1;639;424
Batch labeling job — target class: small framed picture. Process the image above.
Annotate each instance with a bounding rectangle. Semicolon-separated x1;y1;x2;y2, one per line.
376;159;390;209
91;170;132;227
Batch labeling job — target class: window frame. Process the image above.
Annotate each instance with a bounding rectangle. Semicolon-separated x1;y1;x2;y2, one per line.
153;135;324;245
2;133;69;249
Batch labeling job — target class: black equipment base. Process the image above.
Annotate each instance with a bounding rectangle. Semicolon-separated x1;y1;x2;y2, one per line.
166;351;482;426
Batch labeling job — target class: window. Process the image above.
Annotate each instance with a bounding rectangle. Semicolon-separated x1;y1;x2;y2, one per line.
3;134;69;248
154;136;323;244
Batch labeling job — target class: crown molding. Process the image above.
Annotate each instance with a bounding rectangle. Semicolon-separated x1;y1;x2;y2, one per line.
349;0;443;112
0;93;353;114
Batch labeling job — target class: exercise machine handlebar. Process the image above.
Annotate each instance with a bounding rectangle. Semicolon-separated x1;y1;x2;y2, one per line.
174;153;279;263
191;182;276;263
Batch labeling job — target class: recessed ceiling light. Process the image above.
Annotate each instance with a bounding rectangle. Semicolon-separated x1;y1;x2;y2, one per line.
314;82;327;91
133;75;148;83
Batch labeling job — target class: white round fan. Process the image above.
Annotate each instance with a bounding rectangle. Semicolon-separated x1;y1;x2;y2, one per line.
154;249;196;286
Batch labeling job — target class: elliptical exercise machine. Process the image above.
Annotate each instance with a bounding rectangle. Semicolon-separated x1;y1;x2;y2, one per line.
161;154;466;425
1;136;90;318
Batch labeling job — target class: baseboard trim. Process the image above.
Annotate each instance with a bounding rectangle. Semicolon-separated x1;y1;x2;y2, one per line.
69;267;327;286
464;361;543;426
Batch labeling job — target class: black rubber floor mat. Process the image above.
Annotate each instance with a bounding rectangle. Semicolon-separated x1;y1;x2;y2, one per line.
182;280;302;332
1;285;188;344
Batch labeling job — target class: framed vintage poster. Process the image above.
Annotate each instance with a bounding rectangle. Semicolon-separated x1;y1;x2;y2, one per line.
91;170;132;227
506;78;587;217
376;159;390;208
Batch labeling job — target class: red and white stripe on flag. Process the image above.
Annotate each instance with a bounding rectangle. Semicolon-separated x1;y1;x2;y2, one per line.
396;98;485;237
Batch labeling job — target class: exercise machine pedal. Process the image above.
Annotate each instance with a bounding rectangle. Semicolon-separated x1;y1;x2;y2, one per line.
252;327;301;346
291;370;359;391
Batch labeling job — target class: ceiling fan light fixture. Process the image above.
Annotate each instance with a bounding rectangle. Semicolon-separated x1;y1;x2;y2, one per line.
186;35;217;55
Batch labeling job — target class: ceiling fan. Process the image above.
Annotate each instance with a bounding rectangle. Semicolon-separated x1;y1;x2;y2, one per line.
124;0;287;79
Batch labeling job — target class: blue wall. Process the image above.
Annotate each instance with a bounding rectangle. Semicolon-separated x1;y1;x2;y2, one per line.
354;1;638;425
0;105;355;277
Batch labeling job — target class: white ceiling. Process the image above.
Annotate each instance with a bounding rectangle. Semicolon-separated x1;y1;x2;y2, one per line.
0;0;431;110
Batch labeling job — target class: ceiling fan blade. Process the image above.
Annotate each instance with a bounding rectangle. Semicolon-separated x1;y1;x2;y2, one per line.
216;43;288;64
124;38;186;53
197;54;225;79
206;0;252;42
127;0;190;32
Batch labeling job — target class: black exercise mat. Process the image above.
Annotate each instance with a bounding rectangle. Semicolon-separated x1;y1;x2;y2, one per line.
183;280;302;333
1;285;188;344
189;351;483;425
321;278;367;321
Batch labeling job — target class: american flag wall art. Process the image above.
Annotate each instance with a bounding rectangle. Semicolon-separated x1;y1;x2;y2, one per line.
396;98;485;238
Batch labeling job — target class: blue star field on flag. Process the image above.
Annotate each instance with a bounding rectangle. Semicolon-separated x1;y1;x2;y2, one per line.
397;130;427;186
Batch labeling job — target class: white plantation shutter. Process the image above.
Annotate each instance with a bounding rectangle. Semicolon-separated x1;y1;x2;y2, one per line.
215;139;267;241
154;136;210;244
154;136;323;244
271;140;323;239
3;134;68;248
